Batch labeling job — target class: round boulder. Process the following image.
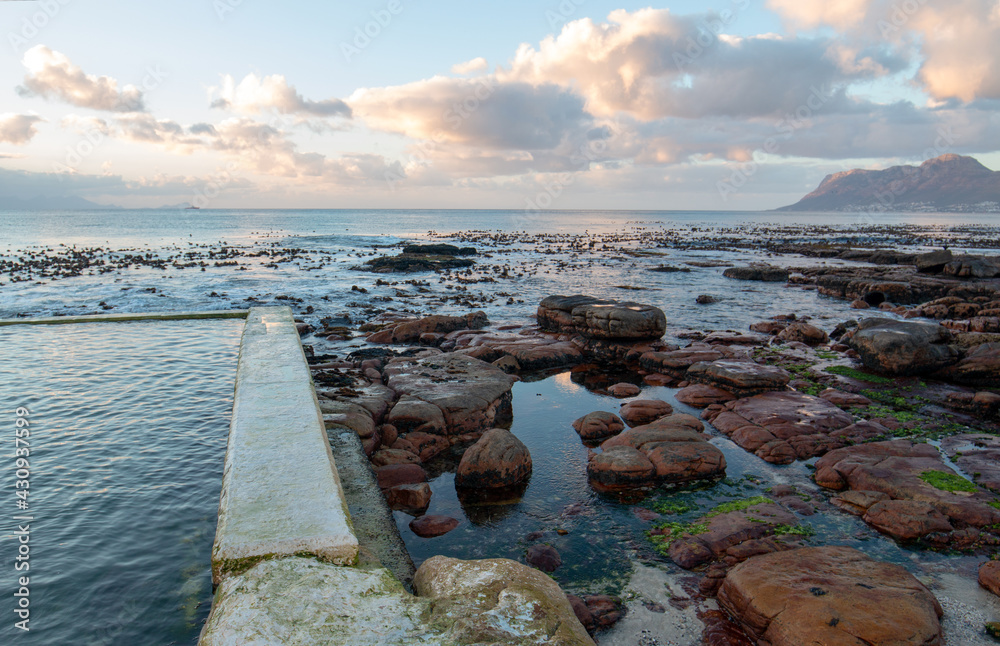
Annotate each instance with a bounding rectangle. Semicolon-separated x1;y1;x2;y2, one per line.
619;399;673;427
572;411;625;442
455;428;532;489
608;382;641;398
587;446;656;491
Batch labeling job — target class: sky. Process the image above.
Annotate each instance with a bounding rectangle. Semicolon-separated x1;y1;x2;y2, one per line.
1;0;1000;210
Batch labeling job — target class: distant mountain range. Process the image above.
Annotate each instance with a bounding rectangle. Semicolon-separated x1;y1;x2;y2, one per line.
0;194;114;210
778;154;1000;213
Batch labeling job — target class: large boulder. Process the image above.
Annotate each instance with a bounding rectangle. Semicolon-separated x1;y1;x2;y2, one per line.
537;295;666;340
414;556;595;645
686;360;791;397
847;318;960;375
384;353;516;437
455;428;532;489
915;249;953;273
619;400;673;427
937;342;1000;387
776;321;828;346
718;547;943;646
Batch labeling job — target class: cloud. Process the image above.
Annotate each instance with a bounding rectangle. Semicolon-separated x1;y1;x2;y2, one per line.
0;114;44;144
499;8;902;121
452;57;488;74
17;46;145;112
210;73;351;117
60;115;111;136
767;0;1000;103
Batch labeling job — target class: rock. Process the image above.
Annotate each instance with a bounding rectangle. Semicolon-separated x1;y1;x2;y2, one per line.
384;483;432;511
367;312;488;344
723;264;789;282
402;244;476;256
915;249;953;273
364;253;475;273
640;348;725;377
943;255;1000;278
686;360;791;396
572;411;626;442
980;560;1000;597
818;388;872;408
566;595;594;631
607;382;641;397
537;295;666;340
668;501;798;569
815;440;1000;544
583;595;622;630
749;320;788;335
413;556;595;645
409;515;460;538
455;428;532;489
937;342;1000;387
371;448;421;467
718;547;943;646
387;397;447;435
696;294;717;304
675;384;736;407
776;321;829;346
942;434;1000;492
645;442;726;484
525;544;562;572
830;490;890;515
863;500;954;541
384;353;516;437
586;446;656;491
847;318;961;375
619;399;673;427
376;463;427;489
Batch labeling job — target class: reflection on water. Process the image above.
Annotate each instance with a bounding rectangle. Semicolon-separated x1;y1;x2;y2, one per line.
0;319;241;645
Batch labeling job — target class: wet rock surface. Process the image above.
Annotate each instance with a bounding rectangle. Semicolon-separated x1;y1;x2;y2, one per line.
455;428;532;489
538;295;666;340
847;318;961;375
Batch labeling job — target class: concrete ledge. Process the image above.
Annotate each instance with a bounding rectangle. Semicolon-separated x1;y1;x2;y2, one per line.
211;307;358;584
0;310;249;326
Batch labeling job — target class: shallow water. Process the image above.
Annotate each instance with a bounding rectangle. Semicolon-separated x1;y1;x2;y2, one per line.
397;372;1000;644
0;319;242;645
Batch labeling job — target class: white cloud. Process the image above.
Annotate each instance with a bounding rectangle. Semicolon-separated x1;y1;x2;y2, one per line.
18;46;145;112
452;57;488;75
210;73;351;117
0;114;44;144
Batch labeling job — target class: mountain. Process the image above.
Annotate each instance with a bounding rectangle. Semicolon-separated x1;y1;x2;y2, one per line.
0;194;114;210
778;154;1000;212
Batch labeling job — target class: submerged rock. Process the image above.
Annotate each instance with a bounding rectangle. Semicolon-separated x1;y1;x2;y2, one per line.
409;515;460;538
718;547;943;646
722;264;789;282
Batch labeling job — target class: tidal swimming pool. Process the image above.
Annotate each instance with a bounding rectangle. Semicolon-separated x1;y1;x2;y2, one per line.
0;319;242;645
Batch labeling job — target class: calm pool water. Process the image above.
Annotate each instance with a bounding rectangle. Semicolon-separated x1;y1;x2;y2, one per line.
0;319;242;645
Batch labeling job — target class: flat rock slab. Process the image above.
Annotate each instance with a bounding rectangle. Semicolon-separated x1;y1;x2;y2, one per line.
686;360;791;397
538;295;666;340
367;312;488;344
668;501;798;570
942;433;1000;492
937;342;1000;387
212;308;358;585
704;391;853;464
815;440;1000;545
718;546;943;646
384;352;516;437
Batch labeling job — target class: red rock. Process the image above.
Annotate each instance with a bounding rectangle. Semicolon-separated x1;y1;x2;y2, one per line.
619;399;673;426
566;595;594;631
643;373;675;386
409;515;460;538
640;348;724;375
776;321;829;346
405;431;450;462
830;490;890;515
645;442;726;484
586;446;656;491
384;483;432;510
572;411;625;442
686;360;791;396
525;544;562;572
367;312;488;344
608;382;641;397
376;463;427;489
379;423;398;447
863;500;954;541
819;388;872;408
371;448;421;467
674;384;736;408
669;502;797;569
718;546;943;646
537;295;666;339
980;560;1000;597
455;428;532;489
750;321;788;335
583;595;622;629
